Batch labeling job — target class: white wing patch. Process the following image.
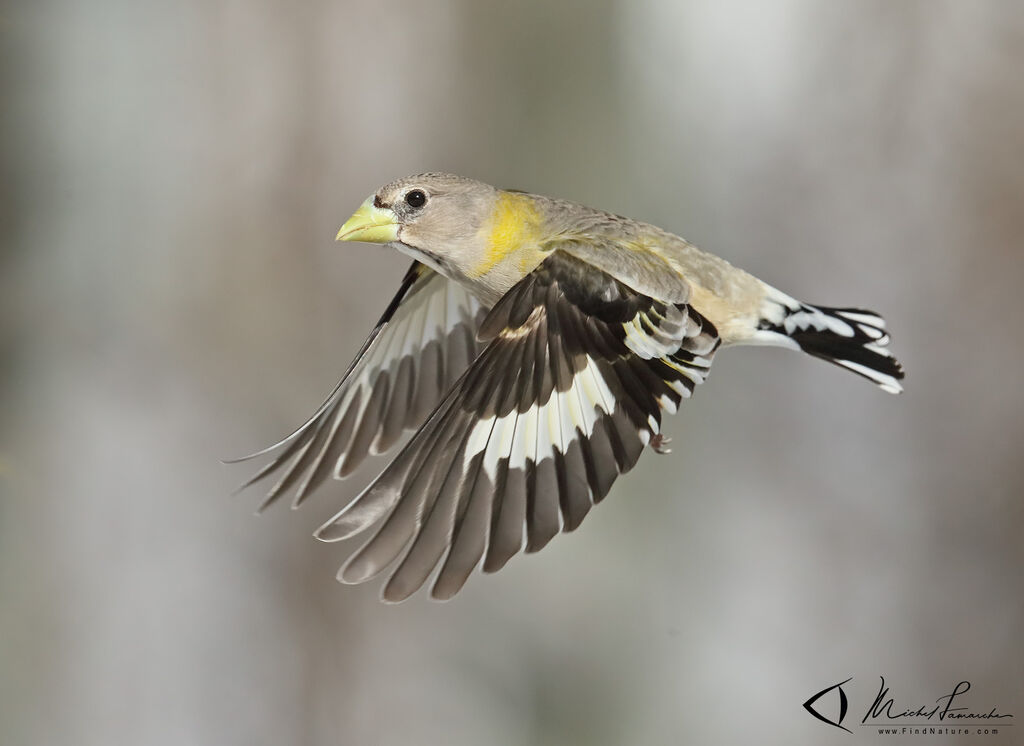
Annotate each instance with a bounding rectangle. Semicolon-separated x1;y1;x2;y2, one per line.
463;354;659;481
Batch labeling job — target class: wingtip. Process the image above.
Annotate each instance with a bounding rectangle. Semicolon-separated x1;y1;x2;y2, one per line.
314;522;350;543
220;443;282;465
429;574;469;601
230;472;267;497
337;555;383;585
380;580;417;604
335;565;361;585
314;514;368;542
255;491;280;513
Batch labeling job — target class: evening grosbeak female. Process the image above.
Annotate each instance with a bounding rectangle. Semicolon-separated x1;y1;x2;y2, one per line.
232;173;904;602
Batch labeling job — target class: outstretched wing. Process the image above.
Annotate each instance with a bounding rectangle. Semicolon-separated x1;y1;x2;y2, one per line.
231;261;487;511
315;250;720;602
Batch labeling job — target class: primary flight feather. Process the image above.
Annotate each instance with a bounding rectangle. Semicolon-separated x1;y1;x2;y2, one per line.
231;173;904;602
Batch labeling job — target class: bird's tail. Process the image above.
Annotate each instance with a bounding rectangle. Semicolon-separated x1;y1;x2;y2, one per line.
751;287;905;394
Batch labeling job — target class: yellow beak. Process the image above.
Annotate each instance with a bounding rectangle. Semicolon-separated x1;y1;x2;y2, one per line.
335;198;400;243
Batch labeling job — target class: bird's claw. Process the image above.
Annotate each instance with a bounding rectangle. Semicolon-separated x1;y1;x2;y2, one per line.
650;433;672;454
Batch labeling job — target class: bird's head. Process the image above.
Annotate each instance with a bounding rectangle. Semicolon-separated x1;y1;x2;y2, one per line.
336;173;505;274
336;173;552;295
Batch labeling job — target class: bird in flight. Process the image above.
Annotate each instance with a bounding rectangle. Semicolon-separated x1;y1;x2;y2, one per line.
231;173;904;602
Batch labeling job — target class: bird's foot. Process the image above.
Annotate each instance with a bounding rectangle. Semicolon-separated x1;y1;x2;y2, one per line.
650;433;672;455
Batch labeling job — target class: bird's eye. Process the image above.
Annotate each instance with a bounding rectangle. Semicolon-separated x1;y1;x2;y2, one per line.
404;189;427;209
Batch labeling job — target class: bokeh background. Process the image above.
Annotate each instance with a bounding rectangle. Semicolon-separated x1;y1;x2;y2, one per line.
3;1;1023;744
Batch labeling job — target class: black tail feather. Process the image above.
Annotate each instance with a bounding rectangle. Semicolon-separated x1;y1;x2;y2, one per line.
757;302;905;393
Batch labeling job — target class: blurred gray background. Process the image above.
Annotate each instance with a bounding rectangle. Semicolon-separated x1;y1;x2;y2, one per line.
3;1;1022;744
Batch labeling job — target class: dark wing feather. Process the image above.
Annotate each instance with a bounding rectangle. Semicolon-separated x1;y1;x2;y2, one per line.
315;251;720;601
229;261;487;510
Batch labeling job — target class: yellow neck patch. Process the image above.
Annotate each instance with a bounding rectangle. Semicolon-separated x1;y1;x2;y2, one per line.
471;192;544;277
